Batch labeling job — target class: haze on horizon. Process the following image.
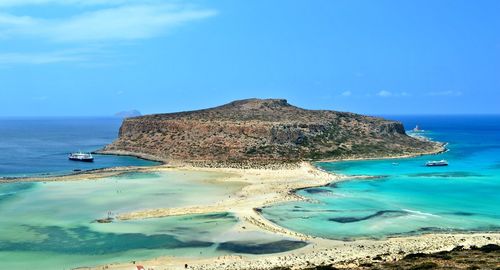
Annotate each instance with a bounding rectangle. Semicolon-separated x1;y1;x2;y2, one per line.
0;0;499;117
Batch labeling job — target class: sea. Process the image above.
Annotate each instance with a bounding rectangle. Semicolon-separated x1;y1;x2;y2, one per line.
0;115;499;269
0;117;304;269
262;115;500;239
0;117;158;177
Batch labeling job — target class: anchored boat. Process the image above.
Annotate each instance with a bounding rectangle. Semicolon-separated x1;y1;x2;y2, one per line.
426;160;448;167
413;125;424;132
68;152;94;162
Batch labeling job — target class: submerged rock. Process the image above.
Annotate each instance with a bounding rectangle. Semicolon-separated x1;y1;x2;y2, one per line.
95;217;113;223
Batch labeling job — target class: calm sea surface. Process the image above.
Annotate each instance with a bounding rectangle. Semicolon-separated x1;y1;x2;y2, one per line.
0;117;158;177
0;117;304;269
262;115;500;239
0;115;499;269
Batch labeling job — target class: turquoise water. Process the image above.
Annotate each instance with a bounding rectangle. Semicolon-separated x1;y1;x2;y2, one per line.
0;117;158;177
262;115;500;239
2;115;499;268
0;171;304;269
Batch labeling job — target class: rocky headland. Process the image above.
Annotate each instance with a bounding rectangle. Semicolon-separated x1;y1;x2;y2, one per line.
100;98;443;165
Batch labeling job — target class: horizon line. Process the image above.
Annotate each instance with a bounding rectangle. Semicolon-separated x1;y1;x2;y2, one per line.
1;113;500;118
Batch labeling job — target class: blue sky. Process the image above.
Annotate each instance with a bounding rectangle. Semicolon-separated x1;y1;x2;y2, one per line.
0;0;499;116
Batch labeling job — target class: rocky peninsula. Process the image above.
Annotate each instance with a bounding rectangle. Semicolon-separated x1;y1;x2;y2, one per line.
100;98;443;164
4;99;474;270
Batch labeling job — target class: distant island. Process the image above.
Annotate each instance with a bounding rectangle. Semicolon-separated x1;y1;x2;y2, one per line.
101;98;443;164
114;109;142;118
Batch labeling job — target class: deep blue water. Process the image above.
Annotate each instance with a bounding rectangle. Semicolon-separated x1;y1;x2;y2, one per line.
0;117;158;177
262;115;500;239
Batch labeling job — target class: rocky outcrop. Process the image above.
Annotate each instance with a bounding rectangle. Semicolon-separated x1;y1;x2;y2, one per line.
101;99;442;163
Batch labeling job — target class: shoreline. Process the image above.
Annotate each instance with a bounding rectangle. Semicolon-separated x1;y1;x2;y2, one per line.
85;160;498;270
115;162;340;240
0;137;446;183
316;141;447;163
91;229;500;270
93;149;168;164
4;141;498;270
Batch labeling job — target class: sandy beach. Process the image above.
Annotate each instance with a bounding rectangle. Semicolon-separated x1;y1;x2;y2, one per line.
90;232;500;270
2;145;498;270
50;160;495;270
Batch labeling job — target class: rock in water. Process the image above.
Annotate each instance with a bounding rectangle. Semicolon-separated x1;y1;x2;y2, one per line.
102;99;441;164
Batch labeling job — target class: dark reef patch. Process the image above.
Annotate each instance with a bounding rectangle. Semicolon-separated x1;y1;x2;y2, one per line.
217;240;307;254
451;211;476;216
305;188;331;194
0;225;213;254
329;210;408;223
184;212;233;220
328;183;339;188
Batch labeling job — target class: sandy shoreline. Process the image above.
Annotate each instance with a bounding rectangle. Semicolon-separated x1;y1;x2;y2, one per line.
1;136;446;184
79;161;497;270
90;232;500;270
3;142;498;270
115;162;340;240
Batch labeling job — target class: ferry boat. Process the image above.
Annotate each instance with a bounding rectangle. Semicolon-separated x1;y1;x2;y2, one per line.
68;152;94;162
425;160;448;167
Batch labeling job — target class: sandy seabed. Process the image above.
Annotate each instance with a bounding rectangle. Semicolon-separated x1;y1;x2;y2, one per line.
4;144;498;270
36;161;493;270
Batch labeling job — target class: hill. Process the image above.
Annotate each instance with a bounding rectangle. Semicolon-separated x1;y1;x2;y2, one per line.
101;99;443;164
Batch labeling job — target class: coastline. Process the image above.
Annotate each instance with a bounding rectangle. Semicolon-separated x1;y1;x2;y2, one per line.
116;162;340;239
3;141;498;270
1;134;445;183
94;149;168;164
90;232;500;270
316;140;447;163
85;156;498;270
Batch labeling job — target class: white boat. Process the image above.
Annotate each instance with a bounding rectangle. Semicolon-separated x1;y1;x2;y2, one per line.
68;152;94;162
425;160;448;167
413;125;424;132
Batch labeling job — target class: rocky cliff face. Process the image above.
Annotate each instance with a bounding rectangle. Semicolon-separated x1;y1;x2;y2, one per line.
102;99;441;163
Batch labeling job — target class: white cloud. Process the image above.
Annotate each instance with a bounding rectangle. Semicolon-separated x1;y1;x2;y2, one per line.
0;1;217;65
377;90;392;97
0;0;147;8
341;90;352;97
427;90;463;96
0;50;88;65
375;90;412;97
0;4;217;43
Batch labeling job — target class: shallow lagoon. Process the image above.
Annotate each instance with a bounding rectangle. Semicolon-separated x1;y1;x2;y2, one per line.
0;171;304;269
262;115;500;239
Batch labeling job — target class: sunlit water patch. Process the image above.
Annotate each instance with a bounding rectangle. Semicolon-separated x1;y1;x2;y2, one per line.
0;171;305;269
262;115;500;239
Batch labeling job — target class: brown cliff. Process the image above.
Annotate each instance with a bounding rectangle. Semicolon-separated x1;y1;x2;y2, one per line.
101;99;443;164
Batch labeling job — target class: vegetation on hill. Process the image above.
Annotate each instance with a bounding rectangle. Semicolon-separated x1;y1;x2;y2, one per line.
103;99;443;163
